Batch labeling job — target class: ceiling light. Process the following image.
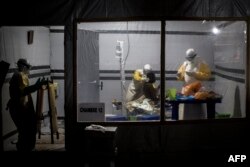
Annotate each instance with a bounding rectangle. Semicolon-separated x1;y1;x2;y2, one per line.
212;27;220;34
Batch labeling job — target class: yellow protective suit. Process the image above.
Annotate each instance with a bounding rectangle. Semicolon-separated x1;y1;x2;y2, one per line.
176;56;211;120
177;58;211;82
19;72;30;106
8;71;37;151
126;69;159;115
177;56;211;84
126;69;158;102
126;69;145;102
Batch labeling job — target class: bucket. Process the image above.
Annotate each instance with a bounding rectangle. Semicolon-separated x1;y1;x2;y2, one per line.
166;88;177;100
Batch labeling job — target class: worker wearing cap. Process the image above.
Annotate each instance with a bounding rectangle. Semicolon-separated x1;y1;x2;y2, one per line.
7;58;46;151
125;64;160;114
126;64;154;102
176;49;211;120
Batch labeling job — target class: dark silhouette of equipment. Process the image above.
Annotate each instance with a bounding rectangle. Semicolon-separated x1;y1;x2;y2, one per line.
0;61;10;151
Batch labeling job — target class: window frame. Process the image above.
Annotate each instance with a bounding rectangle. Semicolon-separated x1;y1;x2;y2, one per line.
73;17;249;126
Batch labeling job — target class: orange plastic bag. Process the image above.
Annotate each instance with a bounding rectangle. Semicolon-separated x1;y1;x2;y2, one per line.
182;81;202;96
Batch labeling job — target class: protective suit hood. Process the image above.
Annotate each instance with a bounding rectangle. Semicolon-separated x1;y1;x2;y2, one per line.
185;48;197;61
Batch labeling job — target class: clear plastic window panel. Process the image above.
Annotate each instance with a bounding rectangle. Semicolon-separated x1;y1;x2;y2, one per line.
165;20;247;121
77;21;161;122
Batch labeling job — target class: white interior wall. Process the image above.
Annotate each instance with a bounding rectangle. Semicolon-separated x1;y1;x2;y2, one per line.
78;21;161;31
0;26;51;137
49;26;65;117
99;34;161;70
213;21;246;117
0;26;50;66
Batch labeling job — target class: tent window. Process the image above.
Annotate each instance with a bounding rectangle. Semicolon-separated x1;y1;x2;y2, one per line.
74;19;247;123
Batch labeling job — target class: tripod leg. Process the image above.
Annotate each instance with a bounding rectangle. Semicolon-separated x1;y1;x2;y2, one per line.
36;88;44;139
48;81;60;144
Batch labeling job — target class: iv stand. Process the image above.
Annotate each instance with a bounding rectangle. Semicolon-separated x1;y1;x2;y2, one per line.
116;40;126;116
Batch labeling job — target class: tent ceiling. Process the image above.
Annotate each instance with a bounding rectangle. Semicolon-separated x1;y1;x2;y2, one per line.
0;0;250;26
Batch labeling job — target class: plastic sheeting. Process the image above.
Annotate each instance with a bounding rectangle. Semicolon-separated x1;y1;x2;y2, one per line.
1;0;250;26
0;1;76;25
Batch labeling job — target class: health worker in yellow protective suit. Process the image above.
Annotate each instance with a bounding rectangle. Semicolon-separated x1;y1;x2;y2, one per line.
7;58;46;151
176;48;211;119
126;64;153;102
125;64;160;113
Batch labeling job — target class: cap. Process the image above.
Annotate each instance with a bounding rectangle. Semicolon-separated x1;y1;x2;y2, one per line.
185;48;197;60
143;64;152;73
17;58;31;69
